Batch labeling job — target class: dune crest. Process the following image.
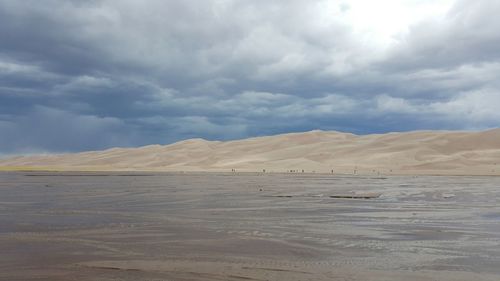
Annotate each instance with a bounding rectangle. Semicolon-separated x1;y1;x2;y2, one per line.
2;129;500;175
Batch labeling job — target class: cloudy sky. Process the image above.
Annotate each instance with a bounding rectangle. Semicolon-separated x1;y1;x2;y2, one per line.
1;0;499;155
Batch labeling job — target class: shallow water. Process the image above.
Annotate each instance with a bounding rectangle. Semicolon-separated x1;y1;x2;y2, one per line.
0;172;499;280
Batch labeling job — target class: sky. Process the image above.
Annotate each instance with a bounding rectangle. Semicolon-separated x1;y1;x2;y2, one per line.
1;0;500;155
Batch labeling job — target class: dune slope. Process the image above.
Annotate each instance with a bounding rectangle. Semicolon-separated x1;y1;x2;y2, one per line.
1;129;500;175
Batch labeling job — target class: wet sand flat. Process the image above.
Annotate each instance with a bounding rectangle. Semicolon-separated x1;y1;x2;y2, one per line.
0;172;500;280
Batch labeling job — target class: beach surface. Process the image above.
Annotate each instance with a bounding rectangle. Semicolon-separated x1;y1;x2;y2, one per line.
1;172;499;280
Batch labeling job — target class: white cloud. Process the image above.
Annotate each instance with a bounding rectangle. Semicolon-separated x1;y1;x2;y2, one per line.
430;89;500;124
376;94;417;114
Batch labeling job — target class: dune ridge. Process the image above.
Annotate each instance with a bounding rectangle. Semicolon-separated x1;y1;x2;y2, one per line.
1;129;500;175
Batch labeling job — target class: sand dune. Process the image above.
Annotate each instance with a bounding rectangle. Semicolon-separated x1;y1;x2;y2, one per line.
1;129;500;175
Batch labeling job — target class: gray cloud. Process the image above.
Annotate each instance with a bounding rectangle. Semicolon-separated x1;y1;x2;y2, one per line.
0;0;499;154
383;0;500;72
0;105;131;154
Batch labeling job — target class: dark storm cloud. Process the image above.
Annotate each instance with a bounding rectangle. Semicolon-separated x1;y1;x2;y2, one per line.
0;0;499;154
0;105;131;154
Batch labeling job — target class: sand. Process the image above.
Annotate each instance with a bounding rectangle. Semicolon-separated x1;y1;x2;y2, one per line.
1;129;500;175
1;172;499;280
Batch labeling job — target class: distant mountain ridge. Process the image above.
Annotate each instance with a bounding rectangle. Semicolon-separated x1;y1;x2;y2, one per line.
2;129;500;175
